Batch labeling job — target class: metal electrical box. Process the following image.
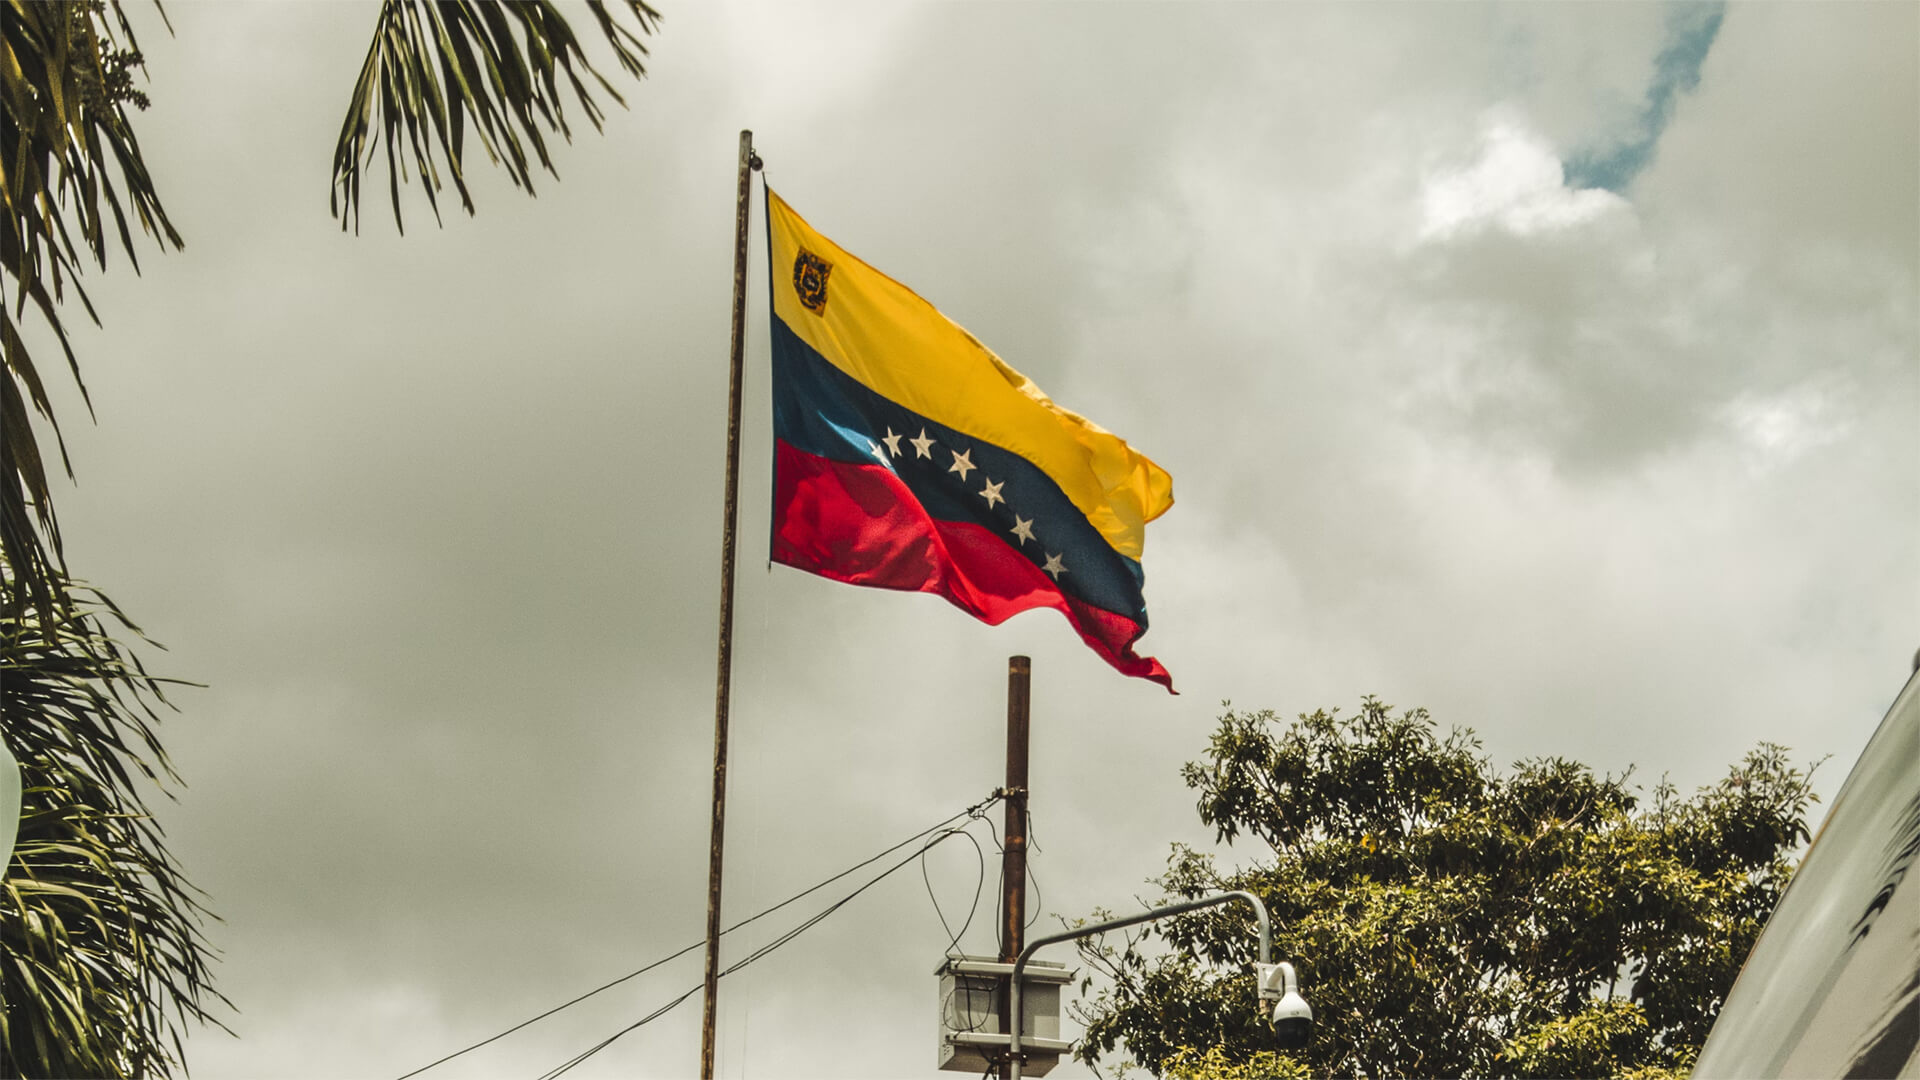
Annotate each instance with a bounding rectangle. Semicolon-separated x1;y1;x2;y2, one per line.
935;956;1075;1075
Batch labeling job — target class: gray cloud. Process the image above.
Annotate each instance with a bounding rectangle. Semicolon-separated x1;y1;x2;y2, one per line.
29;3;1916;1076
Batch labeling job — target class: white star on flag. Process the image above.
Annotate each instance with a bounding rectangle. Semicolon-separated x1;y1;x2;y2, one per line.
948;449;976;480
1010;516;1035;545
880;428;903;457
1041;553;1066;579
868;439;887;462
910;429;936;458
980;478;1004;509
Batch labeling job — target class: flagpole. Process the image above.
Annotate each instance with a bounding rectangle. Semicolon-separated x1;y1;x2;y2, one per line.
703;128;760;1080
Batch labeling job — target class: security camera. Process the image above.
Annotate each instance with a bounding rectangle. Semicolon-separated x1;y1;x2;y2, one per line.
1257;961;1313;1050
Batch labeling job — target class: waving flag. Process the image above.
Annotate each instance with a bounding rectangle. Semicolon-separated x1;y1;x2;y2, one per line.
766;190;1174;689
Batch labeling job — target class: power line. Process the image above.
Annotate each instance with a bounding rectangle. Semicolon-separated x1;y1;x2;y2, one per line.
535;814;999;1079
535;985;703;1080
924;822;988;956
929;826;995;1040
395;944;702;1080
395;791;1003;1080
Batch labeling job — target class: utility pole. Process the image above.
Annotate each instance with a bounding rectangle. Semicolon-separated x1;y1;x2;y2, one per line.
1000;656;1031;964
999;656;1031;1077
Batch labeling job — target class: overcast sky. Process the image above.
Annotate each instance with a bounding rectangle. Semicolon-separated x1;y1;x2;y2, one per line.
34;2;1918;1077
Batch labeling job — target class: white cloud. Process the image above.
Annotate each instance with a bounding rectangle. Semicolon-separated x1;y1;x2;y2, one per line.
1419;117;1627;240
1722;385;1848;469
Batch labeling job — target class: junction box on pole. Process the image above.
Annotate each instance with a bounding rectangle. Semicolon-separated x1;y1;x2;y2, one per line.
935;956;1072;1075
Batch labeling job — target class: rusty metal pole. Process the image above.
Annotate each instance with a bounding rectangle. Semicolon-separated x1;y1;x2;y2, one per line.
1000;656;1031;963
998;656;1031;1075
701;129;759;1080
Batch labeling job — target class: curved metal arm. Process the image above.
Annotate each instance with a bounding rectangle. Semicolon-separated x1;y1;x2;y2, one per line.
1007;890;1270;1080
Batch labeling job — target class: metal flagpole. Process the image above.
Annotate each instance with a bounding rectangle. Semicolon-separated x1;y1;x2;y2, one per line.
702;128;760;1080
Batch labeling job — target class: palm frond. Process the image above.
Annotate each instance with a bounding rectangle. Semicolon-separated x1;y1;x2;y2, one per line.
0;1;182;621
1;576;228;1078
331;0;662;234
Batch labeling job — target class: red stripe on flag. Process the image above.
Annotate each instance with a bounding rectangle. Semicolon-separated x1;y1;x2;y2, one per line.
773;441;1173;690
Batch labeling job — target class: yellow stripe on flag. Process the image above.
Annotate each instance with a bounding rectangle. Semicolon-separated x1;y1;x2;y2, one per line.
767;190;1172;561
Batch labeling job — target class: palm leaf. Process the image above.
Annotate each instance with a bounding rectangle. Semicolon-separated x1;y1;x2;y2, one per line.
332;0;662;234
1;577;229;1078
0;1;182;621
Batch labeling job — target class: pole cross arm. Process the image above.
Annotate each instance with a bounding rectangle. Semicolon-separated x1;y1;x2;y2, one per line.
1007;890;1293;1080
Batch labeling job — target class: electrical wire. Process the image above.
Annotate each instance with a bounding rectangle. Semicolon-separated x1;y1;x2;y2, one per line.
927;826;994;1037
1023;807;1044;934
982;804;1047;939
949;805;1044;1072
924;823;987;956
536;814;999;1079
534;985;703;1080
716;818;986;980
396;944;706;1080
394;791;1003;1080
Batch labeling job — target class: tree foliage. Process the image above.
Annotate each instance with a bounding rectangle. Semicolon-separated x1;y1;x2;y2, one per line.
1;2;660;1073
1;0;663;616
1;581;226;1078
330;0;662;233
1073;699;1817;1079
0;0;180;621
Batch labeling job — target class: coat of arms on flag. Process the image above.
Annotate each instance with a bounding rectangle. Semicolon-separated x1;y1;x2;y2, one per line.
792;248;833;314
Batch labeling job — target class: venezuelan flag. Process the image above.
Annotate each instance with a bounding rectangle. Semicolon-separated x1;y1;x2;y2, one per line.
766;190;1174;690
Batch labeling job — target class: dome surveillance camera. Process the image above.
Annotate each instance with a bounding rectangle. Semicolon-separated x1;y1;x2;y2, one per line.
1271;993;1313;1049
1257;961;1313;1050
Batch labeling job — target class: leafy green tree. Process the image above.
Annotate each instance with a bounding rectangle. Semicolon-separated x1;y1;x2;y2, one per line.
2;2;657;1073
1073;699;1816;1079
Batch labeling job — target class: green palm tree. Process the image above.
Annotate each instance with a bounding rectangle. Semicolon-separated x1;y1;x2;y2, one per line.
2;582;225;1078
0;1;181;624
2;2;659;1073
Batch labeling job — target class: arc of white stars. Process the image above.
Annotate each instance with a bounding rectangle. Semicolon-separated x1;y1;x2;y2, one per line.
910;429;936;458
1041;552;1067;579
1010;516;1035;546
979;477;1004;509
948;448;976;480
880;428;903;457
